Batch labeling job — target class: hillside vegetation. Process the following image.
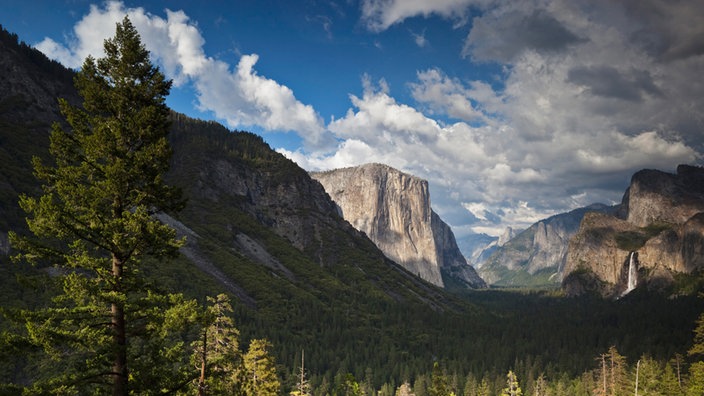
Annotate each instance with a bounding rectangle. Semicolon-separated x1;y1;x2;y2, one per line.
0;24;703;395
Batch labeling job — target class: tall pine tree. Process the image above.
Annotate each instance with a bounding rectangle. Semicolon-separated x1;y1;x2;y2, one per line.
242;339;280;396
8;16;198;395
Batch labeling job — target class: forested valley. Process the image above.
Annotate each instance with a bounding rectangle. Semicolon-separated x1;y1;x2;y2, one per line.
0;19;703;396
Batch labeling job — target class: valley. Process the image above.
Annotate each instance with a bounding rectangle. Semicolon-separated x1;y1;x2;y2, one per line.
1;24;703;395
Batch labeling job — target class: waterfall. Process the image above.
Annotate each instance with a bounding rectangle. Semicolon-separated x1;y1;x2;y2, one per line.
622;251;637;296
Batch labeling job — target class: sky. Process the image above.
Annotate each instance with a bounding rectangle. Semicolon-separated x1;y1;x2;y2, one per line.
1;0;703;238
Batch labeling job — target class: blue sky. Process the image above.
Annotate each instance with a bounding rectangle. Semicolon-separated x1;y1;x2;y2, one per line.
2;0;703;237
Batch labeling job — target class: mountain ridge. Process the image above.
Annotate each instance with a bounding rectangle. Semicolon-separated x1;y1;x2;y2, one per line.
477;204;617;286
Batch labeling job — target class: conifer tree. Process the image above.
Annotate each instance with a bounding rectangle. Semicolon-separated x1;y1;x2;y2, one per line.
659;362;683;396
193;294;242;395
634;356;662;396
686;361;704;396
242;338;280;396
428;362;450;396
533;373;548;396
501;370;522;396
593;346;629;396
476;377;491;396
8;16;197;395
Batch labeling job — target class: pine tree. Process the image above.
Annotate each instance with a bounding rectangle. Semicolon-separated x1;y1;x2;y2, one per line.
608;346;628;396
634;356;662;396
533;373;548;396
476;377;491;396
193;294;242;395
501;370;522;396
463;373;478;396
428;362;450;396
7;16;198;395
659;361;683;396
242;338;281;396
593;346;629;396
687;362;704;396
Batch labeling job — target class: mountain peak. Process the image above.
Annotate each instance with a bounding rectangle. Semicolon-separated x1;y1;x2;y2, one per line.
311;163;485;289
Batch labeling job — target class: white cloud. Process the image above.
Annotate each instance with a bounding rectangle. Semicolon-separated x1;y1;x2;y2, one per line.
411;29;428;48
409;68;494;122
36;0;704;238
360;0;483;32
310;0;704;235
463;202;488;221
34;1;327;148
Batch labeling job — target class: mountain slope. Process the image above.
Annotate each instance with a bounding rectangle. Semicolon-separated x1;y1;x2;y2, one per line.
478;204;616;287
311;163;485;289
2;25;703;391
0;27;79;253
563;165;704;297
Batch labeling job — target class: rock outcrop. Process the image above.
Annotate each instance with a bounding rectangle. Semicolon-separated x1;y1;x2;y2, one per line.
311;164;485;289
563;165;704;297
478;204;615;286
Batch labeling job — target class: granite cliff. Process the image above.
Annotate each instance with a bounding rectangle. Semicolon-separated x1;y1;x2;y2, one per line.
477;205;615;286
563;165;704;297
311;163;486;289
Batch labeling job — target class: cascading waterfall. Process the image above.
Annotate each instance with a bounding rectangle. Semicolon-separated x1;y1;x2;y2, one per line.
622;251;637;296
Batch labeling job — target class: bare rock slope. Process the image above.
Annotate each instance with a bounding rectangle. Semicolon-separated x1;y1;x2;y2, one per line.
311;163;485;289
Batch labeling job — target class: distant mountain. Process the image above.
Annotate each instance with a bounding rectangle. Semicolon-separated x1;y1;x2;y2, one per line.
459;228;521;270
563;165;704;297
311;163;486;289
477;204;616;287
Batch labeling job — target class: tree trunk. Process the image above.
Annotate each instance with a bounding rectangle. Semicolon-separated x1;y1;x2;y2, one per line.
112;254;128;396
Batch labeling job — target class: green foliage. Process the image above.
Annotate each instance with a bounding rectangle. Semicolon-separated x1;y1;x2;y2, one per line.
242;338;281;396
615;222;671;251
428;362;450;396
686;361;704;396
191;294;242;394
501;371;522;396
3;17;200;394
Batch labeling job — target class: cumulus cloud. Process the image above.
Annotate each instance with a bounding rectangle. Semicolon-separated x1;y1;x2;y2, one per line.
305;0;703;236
38;0;704;237
409;68;496;122
35;1;327;148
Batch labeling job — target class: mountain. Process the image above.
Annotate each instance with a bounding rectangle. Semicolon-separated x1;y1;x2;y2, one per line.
310;163;486;289
0;25;475;383
477;204;616;287
3;25;704;391
0;26;79;255
460;228;519;270
563;165;704;297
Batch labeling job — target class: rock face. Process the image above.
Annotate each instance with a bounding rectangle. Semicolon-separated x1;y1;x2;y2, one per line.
478;204;615;286
311;164;485;289
563;165;704;297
